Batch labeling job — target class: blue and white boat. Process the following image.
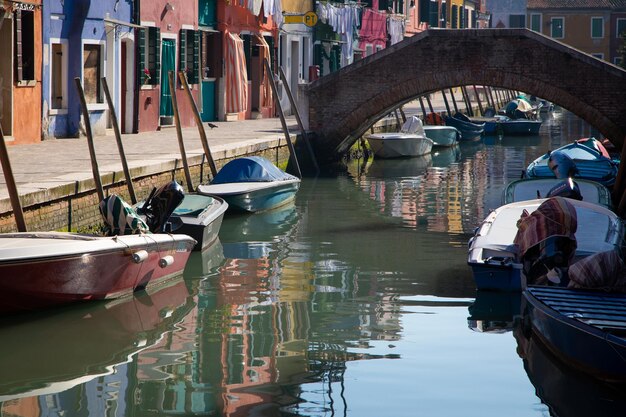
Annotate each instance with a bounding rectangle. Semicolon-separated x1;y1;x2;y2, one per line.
197;156;301;213
525;140;619;187
423;125;460;147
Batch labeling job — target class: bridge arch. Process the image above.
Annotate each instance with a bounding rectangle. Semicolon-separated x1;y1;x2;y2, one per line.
305;29;626;161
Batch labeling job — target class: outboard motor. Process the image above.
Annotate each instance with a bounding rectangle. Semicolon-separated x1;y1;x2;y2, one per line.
139;181;185;233
546;177;583;201
548;151;578;179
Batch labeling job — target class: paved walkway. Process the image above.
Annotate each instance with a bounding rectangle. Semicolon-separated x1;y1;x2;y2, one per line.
0;91;470;211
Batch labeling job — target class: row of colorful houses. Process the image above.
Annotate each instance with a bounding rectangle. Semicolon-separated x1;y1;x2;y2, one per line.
3;0;624;146
0;0;489;145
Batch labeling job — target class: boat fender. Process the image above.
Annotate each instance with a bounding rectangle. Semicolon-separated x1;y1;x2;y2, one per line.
159;255;174;268
132;250;149;263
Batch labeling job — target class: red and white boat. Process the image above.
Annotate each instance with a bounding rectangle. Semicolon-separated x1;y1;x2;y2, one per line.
0;231;196;314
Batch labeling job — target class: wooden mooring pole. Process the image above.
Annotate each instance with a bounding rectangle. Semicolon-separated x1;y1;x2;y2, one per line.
277;66;319;174
74;77;105;203
102;77;137;205
178;71;218;179
441;90;451;116
449;88;459;113
0;125;27;232
264;58;302;178
168;71;194;192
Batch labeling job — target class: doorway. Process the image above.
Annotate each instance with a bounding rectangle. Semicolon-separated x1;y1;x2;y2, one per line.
159;38;176;125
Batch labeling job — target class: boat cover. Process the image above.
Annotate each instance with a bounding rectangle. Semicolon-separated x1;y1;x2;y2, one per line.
576;137;611;159
400;116;427;136
568;249;626;292
99;195;149;236
513;197;578;259
211;156;298;184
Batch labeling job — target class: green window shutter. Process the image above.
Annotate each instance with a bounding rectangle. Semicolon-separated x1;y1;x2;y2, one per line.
179;29;187;73
451;6;458;28
15;10;23;81
138;28;147;84
192;31;200;84
153;27;161;85
418;0;429;23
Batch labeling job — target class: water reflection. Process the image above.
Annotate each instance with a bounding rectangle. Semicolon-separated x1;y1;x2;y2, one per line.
0;277;193;413
513;319;626;417
467;291;522;334
0;109;604;417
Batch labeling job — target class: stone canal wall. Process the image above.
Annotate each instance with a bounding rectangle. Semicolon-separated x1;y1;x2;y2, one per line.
0;140;293;233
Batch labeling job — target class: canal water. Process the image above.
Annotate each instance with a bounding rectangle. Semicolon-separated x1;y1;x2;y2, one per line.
1;109;625;417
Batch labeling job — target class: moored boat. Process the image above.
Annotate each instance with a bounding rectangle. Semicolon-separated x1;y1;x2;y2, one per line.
502;178;612;208
467;197;624;291
490;115;542;136
136;181;228;251
423;125;460;147
523;285;626;382
197;156;301;213
0;231;196;314
366;115;434;158
444;112;484;140
525;139;619;187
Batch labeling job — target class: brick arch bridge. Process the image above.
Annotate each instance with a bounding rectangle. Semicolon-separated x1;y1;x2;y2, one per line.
304;29;626;162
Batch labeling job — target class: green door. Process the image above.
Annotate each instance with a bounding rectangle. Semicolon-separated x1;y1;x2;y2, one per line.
160;39;176;117
201;80;216;121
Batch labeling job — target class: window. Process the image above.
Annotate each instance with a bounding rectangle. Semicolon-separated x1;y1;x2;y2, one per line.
509;14;525;28
617;18;626;38
615;57;623;66
50;42;67;109
180;29;199;84
365;44;373;56
530;14;541;32
551;17;564;39
83;44;103;103
591;17;603;38
14;9;35;83
591;53;604;60
139;26;161;86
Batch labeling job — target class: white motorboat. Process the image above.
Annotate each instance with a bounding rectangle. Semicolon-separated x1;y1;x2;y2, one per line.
366;116;434;158
468;198;624;291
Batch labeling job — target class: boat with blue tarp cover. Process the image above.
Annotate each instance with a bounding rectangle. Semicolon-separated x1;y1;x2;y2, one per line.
197;156;301;212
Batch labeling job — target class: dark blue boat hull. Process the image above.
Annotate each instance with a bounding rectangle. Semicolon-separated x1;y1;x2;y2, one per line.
523;286;626;382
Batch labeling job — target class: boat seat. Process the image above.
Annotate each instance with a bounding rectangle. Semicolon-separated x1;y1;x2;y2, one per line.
174;194;216;217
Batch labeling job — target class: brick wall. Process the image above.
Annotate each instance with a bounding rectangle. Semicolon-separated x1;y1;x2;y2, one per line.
0;145;292;233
